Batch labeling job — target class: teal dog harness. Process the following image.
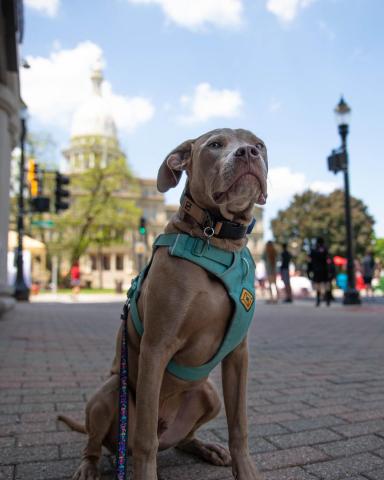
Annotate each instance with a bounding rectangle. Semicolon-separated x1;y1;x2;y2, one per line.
127;233;256;382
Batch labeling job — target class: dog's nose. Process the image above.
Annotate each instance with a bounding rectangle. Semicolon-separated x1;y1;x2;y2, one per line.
234;146;258;157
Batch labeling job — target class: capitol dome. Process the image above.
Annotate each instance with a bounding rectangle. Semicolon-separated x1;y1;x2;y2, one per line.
70;66;117;139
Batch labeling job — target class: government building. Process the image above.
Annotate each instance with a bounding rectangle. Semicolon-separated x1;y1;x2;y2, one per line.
62;65;264;290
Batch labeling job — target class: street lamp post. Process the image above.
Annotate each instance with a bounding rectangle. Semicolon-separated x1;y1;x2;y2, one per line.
14;105;30;301
333;97;361;305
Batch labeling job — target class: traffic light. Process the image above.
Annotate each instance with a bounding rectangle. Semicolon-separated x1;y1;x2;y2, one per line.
55;172;70;213
139;216;147;235
27;159;39;197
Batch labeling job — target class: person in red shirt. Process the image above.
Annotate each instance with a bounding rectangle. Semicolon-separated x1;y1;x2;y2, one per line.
70;261;81;298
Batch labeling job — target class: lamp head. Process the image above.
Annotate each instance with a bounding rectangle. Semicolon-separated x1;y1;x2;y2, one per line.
334;96;351;129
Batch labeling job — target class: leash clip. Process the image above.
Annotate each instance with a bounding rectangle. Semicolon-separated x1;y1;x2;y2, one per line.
120;298;130;321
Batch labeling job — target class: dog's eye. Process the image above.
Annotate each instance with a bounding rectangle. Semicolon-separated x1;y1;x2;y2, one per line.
255;143;264;150
208;141;223;149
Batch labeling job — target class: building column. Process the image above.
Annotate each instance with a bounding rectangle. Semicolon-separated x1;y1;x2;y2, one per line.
0;81;19;313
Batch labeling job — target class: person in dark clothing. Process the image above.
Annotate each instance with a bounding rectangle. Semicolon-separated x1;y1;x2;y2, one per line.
327;255;336;300
280;243;293;303
307;238;332;306
362;251;375;297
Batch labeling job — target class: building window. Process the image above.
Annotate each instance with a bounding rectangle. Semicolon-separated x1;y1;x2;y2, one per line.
102;254;110;271
90;255;97;271
116;254;124;271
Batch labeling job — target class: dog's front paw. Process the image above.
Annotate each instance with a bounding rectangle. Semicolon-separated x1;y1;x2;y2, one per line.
177;438;231;466
232;454;263;480
73;460;100;480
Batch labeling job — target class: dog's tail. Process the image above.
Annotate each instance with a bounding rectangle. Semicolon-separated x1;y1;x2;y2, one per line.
57;414;87;434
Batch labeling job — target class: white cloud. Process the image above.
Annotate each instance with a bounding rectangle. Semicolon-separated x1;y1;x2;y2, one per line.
25;0;60;17
268;167;306;202
104;83;155;134
268;167;338;203
128;0;243;30
179;82;243;124
266;0;315;23
263;166;339;238
21;41;154;135
309;180;339;194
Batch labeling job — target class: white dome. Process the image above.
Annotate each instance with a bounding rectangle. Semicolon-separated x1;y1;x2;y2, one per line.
70;66;117;139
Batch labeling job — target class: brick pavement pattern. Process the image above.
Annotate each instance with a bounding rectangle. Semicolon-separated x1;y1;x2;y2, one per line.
1;300;384;480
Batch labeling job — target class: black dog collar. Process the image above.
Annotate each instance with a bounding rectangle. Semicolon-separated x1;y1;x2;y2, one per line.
180;193;255;240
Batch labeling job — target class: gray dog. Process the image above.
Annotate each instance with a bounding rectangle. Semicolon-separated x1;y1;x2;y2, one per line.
59;128;268;480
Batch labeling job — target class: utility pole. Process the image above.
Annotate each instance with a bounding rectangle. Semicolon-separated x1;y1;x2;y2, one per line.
14;106;30;301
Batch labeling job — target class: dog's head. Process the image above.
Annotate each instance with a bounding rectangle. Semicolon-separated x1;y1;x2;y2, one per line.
157;128;268;221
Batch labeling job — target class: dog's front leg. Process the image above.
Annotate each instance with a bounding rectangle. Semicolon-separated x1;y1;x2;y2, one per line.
222;338;263;480
133;343;172;480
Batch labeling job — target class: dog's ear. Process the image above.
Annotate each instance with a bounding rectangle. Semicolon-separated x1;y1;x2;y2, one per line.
157;139;194;193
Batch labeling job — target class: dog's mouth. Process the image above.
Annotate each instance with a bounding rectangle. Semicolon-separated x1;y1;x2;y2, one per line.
213;172;267;205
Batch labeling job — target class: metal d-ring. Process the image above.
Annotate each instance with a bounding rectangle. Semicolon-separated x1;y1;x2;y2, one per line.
241;257;250;280
203;226;215;238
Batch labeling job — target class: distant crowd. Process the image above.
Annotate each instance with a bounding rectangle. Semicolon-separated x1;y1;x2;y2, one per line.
257;238;381;306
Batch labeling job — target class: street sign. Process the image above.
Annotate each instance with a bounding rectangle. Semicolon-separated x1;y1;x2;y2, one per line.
31;219;55;228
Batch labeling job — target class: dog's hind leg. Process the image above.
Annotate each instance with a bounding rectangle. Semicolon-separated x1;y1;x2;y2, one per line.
160;380;231;467
72;399;114;480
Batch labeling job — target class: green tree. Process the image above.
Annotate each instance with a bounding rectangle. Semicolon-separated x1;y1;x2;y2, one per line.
53;156;140;268
374;237;384;264
9;131;141;284
271;189;375;268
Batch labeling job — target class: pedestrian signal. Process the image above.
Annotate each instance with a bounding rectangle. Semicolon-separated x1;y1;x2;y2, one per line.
55;172;70;213
31;196;50;213
327;149;346;174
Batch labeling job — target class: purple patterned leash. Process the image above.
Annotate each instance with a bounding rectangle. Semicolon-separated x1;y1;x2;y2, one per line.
116;298;130;479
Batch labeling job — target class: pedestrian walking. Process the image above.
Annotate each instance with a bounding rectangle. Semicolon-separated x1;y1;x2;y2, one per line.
362;251;376;297
70;261;81;300
263;241;278;303
307;238;332;307
327;255;336;300
280;243;293;303
256;261;267;299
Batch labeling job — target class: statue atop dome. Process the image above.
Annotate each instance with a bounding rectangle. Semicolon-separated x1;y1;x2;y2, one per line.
69;61;117;141
90;58;103;96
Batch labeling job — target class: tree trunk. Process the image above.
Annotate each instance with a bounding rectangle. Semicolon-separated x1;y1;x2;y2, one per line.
98;245;103;290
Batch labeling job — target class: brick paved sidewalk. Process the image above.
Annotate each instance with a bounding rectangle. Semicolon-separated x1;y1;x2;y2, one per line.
1;301;384;480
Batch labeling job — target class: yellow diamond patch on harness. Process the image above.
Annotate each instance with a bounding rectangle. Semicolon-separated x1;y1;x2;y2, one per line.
240;288;254;312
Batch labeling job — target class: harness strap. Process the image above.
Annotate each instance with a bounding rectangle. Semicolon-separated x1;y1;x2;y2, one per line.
154;233;233;268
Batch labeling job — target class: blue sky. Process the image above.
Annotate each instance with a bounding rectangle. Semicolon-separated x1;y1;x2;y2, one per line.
21;0;384;237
